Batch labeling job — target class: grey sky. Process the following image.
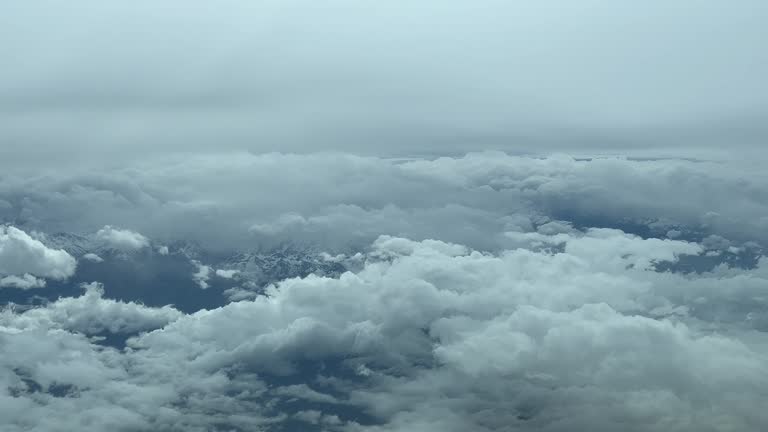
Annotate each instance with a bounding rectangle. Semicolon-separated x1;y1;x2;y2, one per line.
1;0;766;166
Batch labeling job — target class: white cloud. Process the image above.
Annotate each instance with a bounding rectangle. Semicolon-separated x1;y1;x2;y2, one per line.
1;151;768;430
95;225;149;251
214;269;238;279
0;231;767;430
1;282;181;334
0;225;76;281
82;253;104;263
191;261;211;289
0;274;46;289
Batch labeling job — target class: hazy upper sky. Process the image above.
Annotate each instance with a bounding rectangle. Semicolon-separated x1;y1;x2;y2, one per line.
1;0;766;166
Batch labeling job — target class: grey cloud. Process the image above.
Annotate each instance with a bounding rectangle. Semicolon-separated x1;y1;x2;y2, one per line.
0;1;767;167
2;153;766;251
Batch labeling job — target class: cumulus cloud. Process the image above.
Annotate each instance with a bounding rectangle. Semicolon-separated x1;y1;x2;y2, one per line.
1;282;181;335
191;261;211;289
95;225;149;251
214;269;238;279
81;253;104;263
1;152;764;430
1;231;766;431
0;225;76;282
0;274;46;289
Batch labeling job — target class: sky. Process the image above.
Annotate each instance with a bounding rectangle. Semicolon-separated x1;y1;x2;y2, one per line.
1;0;767;168
1;2;768;432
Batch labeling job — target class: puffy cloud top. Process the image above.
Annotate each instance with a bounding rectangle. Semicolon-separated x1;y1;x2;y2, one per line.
1;282;181;334
95;225;149;251
0;225;76;282
2;232;767;431
81;253;104;263
0;274;46;290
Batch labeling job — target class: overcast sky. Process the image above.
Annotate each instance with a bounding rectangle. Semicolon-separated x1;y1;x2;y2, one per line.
1;0;767;168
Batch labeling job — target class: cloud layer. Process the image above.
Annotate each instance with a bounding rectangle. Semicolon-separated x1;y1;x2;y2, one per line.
2;229;767;431
2;1;766;428
2;153;766;253
1;1;767;167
